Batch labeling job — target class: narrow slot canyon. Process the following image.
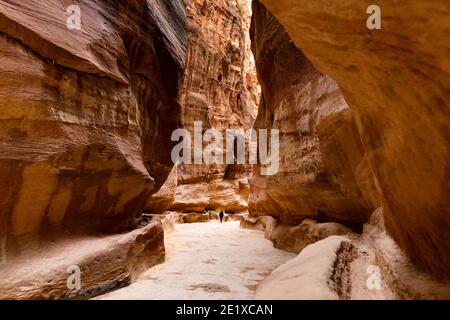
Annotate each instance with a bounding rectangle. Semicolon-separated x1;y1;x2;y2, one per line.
0;0;449;301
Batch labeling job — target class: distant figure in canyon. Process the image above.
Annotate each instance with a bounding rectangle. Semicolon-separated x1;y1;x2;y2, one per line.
219;211;225;224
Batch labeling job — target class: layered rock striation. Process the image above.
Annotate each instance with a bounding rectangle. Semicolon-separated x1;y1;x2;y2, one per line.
258;0;450;278
255;208;450;300
0;0;187;258
249;1;378;227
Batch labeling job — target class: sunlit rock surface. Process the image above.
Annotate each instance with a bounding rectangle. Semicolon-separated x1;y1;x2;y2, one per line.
0;0;186;258
145;0;259;214
259;0;450;278
256;208;450;300
0;220;165;300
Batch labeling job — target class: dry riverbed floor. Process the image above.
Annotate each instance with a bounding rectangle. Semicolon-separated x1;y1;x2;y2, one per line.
97;221;295;300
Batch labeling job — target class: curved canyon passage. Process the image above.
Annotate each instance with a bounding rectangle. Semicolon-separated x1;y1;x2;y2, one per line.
96;222;295;300
0;0;449;301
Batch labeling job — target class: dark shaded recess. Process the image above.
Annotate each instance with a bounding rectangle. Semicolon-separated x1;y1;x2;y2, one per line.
120;0;187;192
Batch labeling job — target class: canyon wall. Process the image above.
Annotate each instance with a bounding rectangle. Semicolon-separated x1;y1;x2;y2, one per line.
146;0;259;214
0;0;187;258
257;0;450;278
249;1;379;227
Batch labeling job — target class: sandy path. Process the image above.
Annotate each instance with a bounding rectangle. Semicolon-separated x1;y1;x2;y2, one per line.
96;221;295;300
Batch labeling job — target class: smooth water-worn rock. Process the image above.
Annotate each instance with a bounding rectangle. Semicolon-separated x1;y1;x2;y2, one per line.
0;220;165;300
240;214;352;254
249;1;378;227
0;0;187;258
259;0;450;278
144;166;178;215
255;236;356;300
255;208;450;300
1;0;448;301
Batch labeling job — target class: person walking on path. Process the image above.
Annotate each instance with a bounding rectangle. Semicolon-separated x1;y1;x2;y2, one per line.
219;211;225;224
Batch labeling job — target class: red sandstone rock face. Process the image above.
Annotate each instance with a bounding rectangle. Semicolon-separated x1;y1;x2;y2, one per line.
249;1;379;226
0;0;187;259
145;0;259;214
258;0;450;278
0;220;165;300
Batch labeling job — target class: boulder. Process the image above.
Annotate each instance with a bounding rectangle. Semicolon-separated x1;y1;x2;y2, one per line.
146;0;259;214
